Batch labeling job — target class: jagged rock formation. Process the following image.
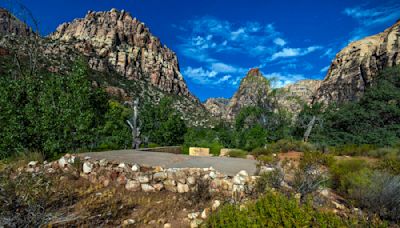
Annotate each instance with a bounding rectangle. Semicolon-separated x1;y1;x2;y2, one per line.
204;68;272;120
226;68;271;120
50;9;196;101
0;8;32;36
314;20;400;104
277;80;322;113
0;8;214;126
203;98;229;119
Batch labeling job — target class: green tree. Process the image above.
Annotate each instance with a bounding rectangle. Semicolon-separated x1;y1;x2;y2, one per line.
140;97;187;146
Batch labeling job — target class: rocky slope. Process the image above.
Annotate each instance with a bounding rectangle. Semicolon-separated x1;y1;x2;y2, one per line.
50;9;195;101
203;98;230;119
204;68;272;120
314;20;400;104
0;8;213;126
0;8;32;36
277;80;322;113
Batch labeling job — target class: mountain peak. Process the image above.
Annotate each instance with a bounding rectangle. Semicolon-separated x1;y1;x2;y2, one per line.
50;9;197;101
246;68;262;78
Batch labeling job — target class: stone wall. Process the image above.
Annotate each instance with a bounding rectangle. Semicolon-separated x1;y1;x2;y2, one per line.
23;154;259;199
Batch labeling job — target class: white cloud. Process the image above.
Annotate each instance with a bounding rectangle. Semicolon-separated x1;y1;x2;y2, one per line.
175;16;283;62
273;38;286;46
270;46;322;60
263;72;306;88
320;48;335;59
343;3;400;43
183;64;248;86
320;65;330;73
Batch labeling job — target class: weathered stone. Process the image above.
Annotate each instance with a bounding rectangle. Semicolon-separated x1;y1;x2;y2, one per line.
212;200;221;211
99;159;108;167
190;219;203;228
201;208;210;219
58;157;68;168
125;180;141;191
189;147;210;156
177;183;189;193
138;175;150;183
259;166;275;175
152;183;164;191
141;184;155;192
187;176;196;185
209;171;217;179
123;219;135;225
153;172;167;181
188;212;200;219
238;170;248;177
131;164;140;172
116;173;127;185
28;161;39;167
164;179;177;192
83;162;93;174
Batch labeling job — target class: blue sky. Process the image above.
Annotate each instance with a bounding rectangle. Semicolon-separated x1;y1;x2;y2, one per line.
3;0;400;101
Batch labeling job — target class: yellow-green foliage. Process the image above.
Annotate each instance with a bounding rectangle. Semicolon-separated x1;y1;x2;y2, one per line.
227;149;247;158
265;139;315;153
206;191;365;227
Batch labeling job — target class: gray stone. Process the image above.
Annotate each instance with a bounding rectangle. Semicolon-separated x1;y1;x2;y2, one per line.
125;180;141;191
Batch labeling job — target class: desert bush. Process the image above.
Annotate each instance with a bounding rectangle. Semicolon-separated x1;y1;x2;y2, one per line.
251;147;273;157
206;191;363;227
329;144;377;156
256;154;279;167
346;170;400;222
329;159;368;192
292;152;331;201
367;147;399;158
255;169;284;193
274;139;315;153
190;178;212;204
376;157;400;175
227;149;247;158
299;151;335;169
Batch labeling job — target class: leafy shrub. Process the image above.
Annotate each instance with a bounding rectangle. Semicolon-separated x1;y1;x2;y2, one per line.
256;154;279;167
273;139;315;153
227;149;247;158
329;159;368;192
292;152;332;201
376;157;400;175
300;151;335;169
346;170;400;222
255;169;284;193
251;147;273;157
183;128;223;155
206;191;362;227
329;144;377;156
367;147;399;158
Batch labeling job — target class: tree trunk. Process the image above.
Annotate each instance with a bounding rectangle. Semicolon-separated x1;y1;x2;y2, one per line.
303;116;316;142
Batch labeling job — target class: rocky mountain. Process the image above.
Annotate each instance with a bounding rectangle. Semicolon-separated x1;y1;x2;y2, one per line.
204;68;272;120
203;98;230;119
0;8;32;36
50;9;195;101
0;8;214;126
276;80;322;113
314;20;400;104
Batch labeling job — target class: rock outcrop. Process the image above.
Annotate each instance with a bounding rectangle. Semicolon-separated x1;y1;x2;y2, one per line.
50;9;196;101
203;98;229;118
0;8;32;36
225;68;271;120
203;69;273;120
277;80;322;113
314;20;400;104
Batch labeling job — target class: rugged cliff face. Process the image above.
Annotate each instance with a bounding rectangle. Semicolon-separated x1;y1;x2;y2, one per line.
0;8;32;36
203;68;272;120
314;20;400;104
203;98;230;119
277;80;322;113
50;9;196;101
0;8;213;126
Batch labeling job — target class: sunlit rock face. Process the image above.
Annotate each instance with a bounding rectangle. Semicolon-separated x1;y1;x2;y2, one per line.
50;9;197;101
314;20;400;104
